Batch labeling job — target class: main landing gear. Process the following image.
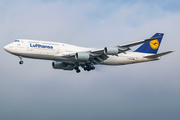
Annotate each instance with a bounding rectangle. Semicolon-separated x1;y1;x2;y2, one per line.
18;56;24;65
74;64;95;73
75;67;81;73
84;64;95;72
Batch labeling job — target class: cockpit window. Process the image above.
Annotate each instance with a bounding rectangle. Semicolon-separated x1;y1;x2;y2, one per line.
15;40;20;42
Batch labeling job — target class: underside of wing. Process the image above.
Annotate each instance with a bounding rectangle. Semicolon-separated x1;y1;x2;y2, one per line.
89;53;108;64
54;52;108;65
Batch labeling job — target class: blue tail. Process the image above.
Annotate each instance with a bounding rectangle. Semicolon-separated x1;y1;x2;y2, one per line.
134;33;164;54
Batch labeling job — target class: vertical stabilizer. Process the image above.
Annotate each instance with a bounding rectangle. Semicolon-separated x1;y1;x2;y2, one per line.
134;33;164;54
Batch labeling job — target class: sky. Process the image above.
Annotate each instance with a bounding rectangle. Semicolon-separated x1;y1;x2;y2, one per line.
0;0;180;120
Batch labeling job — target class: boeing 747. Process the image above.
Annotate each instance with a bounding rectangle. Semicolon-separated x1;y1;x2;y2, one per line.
4;33;173;73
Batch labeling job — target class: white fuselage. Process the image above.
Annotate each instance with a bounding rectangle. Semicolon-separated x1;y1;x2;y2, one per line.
4;39;160;65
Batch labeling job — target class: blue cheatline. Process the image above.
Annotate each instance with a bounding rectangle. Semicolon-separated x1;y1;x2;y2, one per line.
134;33;164;54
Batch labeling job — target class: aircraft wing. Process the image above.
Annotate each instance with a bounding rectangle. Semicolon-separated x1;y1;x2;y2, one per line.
89;36;163;64
54;53;76;60
54;52;108;64
91;36;162;54
55;36;162;64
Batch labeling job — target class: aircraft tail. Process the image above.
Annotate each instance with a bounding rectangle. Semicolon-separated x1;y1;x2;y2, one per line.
134;33;164;54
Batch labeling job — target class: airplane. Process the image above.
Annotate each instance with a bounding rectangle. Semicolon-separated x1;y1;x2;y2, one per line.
4;33;173;73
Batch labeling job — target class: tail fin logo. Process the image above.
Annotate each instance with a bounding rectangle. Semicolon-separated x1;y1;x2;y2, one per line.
150;39;159;49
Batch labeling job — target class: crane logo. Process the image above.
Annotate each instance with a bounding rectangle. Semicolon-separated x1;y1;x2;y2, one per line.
150;39;159;49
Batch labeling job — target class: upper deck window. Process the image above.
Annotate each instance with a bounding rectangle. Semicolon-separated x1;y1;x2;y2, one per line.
14;40;20;42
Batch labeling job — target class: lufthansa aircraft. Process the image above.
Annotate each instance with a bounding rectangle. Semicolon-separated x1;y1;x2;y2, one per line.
4;33;173;73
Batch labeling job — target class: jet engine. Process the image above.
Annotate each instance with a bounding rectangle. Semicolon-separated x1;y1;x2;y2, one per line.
52;61;66;69
104;47;119;55
52;62;74;70
75;52;90;61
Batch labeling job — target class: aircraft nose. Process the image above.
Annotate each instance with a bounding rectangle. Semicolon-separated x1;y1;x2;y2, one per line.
4;45;9;52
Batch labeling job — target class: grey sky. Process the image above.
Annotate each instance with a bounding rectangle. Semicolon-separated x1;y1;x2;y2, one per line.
0;0;180;120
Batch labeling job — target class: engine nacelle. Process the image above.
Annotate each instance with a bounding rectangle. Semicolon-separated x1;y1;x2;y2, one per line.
63;65;74;70
52;61;66;69
75;52;90;61
104;47;119;55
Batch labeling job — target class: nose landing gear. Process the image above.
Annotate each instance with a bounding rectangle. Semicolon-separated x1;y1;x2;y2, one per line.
18;56;24;65
19;61;24;64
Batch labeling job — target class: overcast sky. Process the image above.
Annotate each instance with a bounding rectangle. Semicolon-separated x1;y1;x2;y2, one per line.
0;0;180;120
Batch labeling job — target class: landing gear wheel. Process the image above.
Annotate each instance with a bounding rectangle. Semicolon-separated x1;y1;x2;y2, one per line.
91;66;95;70
18;56;23;65
84;65;95;71
75;67;81;73
19;61;24;64
76;69;81;73
87;67;91;71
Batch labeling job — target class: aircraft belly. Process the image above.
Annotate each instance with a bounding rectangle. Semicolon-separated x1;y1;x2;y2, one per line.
12;47;55;60
103;56;131;65
13;53;48;59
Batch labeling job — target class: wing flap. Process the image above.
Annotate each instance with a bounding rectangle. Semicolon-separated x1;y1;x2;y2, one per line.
90;53;109;64
90;49;104;54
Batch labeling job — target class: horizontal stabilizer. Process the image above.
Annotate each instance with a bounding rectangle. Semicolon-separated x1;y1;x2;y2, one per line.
144;51;174;58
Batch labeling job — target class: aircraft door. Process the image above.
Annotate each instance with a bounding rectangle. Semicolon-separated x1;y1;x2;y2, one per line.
27;42;33;52
57;45;61;54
